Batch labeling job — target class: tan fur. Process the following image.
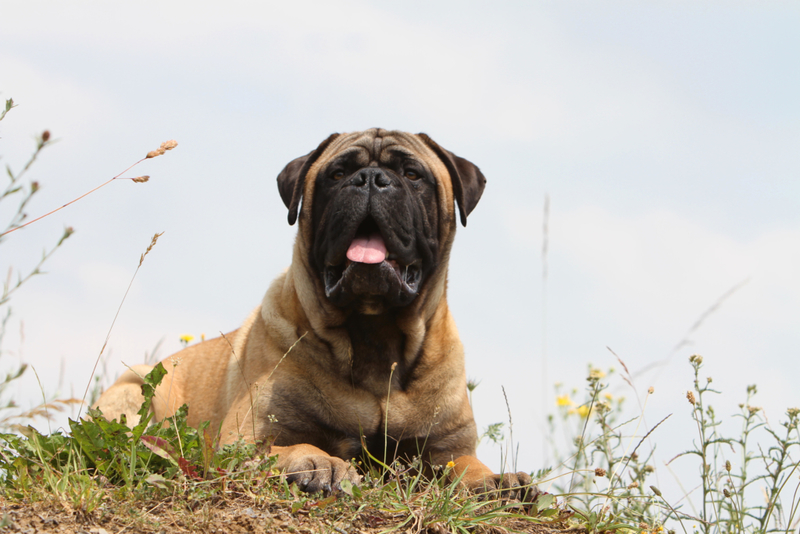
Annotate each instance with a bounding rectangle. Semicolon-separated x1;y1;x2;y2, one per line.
95;130;538;498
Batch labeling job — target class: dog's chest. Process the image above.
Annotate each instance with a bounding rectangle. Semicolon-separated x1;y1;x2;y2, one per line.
343;313;409;392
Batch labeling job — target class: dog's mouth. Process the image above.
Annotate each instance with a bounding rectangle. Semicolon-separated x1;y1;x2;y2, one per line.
323;217;423;307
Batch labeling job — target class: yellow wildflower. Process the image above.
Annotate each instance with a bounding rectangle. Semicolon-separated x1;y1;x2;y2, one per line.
179;334;194;344
556;395;574;407
446;461;455;469
604;393;613;401
589;368;606;380
577;404;591;418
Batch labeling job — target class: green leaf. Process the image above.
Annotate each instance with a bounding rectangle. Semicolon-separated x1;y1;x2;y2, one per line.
536;493;555;509
144;473;172;490
140;436;179;462
131;363;167;439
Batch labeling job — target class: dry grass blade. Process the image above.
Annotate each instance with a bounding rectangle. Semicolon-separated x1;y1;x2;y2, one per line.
79;232;165;417
0;140;177;237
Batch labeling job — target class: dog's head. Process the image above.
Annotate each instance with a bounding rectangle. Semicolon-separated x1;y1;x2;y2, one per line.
277;129;485;315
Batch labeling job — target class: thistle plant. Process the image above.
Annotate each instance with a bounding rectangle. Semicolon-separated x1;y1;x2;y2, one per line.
656;355;800;534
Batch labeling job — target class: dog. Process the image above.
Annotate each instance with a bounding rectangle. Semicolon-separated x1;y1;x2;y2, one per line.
95;129;538;499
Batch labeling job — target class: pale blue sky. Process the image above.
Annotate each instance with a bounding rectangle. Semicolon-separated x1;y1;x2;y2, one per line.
1;1;798;493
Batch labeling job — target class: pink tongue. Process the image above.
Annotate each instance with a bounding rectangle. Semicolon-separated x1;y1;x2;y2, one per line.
346;233;387;264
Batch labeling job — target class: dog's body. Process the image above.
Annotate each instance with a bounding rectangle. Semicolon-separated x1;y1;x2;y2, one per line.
96;129;536;496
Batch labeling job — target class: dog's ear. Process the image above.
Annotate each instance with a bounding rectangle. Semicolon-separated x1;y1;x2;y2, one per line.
417;133;486;227
277;133;340;225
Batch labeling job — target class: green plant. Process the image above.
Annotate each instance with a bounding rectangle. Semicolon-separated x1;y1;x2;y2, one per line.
0;97;73;430
538;354;800;534
666;355;800;534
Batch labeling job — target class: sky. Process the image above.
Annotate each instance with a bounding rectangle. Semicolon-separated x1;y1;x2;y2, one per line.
1;0;798;499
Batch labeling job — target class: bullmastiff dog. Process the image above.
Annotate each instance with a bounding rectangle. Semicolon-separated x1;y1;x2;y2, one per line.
96;129;538;499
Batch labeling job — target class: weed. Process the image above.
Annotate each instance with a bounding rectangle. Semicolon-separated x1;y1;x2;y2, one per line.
0;97;73;431
536;355;800;534
665;355;800;534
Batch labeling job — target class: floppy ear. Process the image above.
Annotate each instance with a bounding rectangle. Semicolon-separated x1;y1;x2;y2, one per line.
417;133;486;227
277;133;340;225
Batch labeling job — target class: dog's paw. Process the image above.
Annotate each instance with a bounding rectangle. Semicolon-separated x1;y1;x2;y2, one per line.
278;447;361;494
470;471;543;503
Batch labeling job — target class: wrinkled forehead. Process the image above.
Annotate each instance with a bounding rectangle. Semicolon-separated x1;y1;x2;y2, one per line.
306;128;453;198
321;129;437;167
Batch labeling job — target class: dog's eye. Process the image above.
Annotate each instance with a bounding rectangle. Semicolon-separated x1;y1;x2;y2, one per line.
404;170;420;180
333;170;345;180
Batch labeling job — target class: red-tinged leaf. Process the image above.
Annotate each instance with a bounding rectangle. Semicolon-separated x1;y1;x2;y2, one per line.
178;457;202;480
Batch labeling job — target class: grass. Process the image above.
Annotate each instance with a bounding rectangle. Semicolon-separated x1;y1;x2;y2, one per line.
1;352;797;534
1;94;799;533
0;363;568;533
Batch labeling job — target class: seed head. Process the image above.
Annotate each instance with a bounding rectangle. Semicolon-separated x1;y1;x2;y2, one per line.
627;481;639;489
725;460;731;472
747;405;761;415
723;488;731;498
787;408;799;419
686;391;696;405
689;354;703;365
132;175;150;183
594;467;606;477
58;226;75;246
648;386;654;394
650;485;662;496
41;130;50;142
139;231;164;267
146;140;179;158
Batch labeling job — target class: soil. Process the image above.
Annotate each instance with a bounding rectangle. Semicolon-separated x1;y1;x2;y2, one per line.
0;496;583;534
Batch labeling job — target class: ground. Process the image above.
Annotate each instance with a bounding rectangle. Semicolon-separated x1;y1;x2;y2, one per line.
0;495;581;534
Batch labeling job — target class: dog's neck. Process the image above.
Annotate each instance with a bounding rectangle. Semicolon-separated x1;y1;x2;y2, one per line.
342;312;407;392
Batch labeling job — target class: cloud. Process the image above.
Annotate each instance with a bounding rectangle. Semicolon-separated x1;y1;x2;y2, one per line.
507;204;799;315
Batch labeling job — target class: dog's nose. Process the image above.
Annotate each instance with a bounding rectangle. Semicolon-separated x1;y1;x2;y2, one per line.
353;168;391;189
